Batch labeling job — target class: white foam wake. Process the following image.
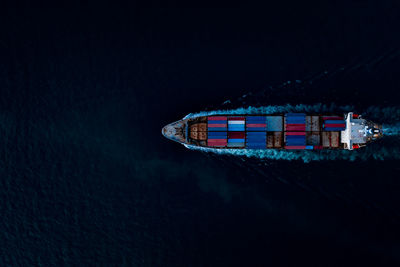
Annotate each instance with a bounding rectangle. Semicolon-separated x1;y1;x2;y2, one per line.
184;103;354;119
186;144;400;162
383;123;400;136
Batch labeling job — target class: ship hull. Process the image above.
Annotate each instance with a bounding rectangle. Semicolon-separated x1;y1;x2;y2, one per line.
162;112;383;150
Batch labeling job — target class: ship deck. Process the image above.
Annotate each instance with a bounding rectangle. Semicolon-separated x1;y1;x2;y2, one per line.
186;114;346;150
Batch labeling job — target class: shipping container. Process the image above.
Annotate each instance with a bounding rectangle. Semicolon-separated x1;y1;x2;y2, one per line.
286;132;306;135
208;117;227;131
286;117;306;124
322;132;340;147
227;142;244;147
228;117;245;131
246;132;266;149
324;127;345;131
286;125;306;131
322;132;330;147
208;116;228;120
266;116;283;131
311;116;320;131
285;146;306;149
228;132;245;139
227;130;245;147
273;132;283;147
306;132;320;145
306;116;320;131
324;124;346;128
227;139;245;147
208;139;227;147
324;120;345;124
330;132;340;147
208;132;227;138
267;133;274;148
286;139;306;146
246;116;266;131
306;116;312;131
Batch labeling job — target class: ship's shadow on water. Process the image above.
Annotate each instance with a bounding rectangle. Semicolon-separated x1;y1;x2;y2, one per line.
192;50;400;217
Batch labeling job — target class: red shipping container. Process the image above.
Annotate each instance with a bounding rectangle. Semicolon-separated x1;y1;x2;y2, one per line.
228;132;246;139
285;146;306;149
285;132;306;136
247;123;266;127
286;125;306;131
208;140;227;146
208;116;227;120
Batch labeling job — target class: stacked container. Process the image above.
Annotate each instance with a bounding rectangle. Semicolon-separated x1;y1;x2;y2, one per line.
285;113;306;131
207;116;227;147
285;113;306;149
208;116;227;131
246;132;267;149
227;117;245;147
322;116;346;131
246;116;267;149
266;116;283;131
246;116;267;131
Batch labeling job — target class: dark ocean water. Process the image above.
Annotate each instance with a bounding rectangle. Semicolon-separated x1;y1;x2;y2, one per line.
1;4;400;266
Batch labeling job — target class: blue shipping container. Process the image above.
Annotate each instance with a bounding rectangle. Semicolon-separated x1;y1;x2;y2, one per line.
228;138;245;143
324;127;345;131
247;134;266;137
228;125;245;131
266;117;283;131
247;116;265;120
324;120;345;124
286;117;306;124
247;127;266;131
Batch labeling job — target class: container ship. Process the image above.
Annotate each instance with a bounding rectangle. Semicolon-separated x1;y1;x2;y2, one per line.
162;112;383;150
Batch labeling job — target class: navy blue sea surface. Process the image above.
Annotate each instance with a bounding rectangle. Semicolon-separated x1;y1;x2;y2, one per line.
1;4;400;266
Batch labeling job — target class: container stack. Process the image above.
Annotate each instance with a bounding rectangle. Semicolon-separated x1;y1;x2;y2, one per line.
246;132;267;149
207;116;227;131
285;113;306;131
228;117;245;131
266;116;283;131
322;116;346;131
207;116;227;147
285;113;306;149
246;116;267;149
285;132;306;149
227;117;245;147
227;132;245;147
246;116;267;131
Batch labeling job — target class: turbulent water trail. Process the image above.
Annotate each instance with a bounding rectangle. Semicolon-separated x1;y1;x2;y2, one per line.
187;144;400;162
363;107;400;123
186;104;400;124
383;123;400;136
186;104;400;162
184;103;354;119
